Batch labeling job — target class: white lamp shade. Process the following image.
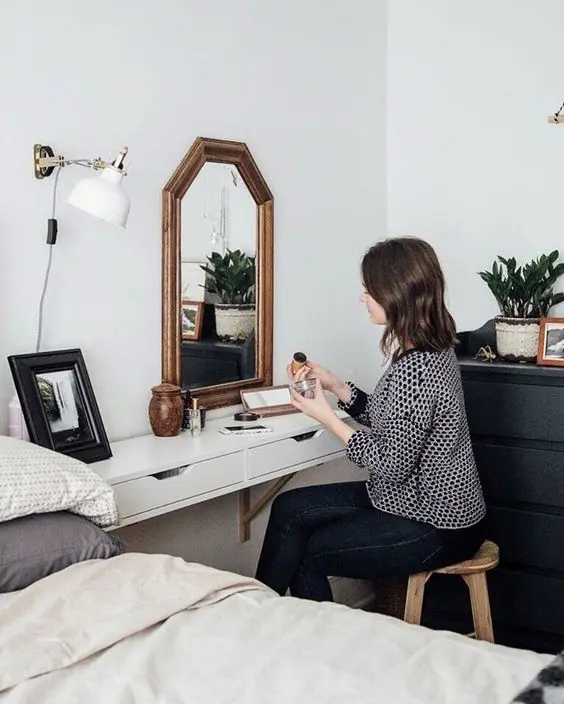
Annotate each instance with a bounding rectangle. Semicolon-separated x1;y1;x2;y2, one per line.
67;166;130;228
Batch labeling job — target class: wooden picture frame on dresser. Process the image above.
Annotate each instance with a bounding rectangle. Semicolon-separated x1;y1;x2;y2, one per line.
537;317;564;367
181;300;204;341
162;137;273;409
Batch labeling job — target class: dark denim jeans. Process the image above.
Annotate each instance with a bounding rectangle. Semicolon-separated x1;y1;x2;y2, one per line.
255;481;486;602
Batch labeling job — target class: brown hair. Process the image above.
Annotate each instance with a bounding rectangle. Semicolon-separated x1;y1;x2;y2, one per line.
361;236;457;360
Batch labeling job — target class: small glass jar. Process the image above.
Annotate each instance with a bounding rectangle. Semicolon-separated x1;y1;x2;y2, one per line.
190;398;201;437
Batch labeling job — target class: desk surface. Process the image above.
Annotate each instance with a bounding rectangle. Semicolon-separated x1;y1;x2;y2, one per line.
94;409;349;486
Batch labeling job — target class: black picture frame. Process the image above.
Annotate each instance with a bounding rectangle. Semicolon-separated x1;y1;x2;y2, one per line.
8;349;112;463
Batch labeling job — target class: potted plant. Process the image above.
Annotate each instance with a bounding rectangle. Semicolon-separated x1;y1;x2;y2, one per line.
478;250;564;361
201;249;256;342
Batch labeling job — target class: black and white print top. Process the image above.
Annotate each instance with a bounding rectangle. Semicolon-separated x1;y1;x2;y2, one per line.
339;347;486;529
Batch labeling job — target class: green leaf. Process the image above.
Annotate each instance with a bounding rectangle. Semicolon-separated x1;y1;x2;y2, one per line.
200;248;256;304
478;250;564;319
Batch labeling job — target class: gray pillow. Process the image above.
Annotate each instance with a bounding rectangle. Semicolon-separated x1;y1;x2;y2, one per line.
0;511;125;592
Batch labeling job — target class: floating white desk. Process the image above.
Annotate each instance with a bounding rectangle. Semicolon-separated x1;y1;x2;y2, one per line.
94;410;353;540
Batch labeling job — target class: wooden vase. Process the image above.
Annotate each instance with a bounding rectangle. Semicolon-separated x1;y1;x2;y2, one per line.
149;383;183;437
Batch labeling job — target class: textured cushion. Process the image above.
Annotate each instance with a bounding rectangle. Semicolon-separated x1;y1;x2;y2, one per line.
0;435;118;527
0;512;125;592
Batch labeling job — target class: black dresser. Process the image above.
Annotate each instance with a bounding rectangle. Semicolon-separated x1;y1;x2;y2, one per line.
181;336;255;389
421;321;564;654
181;303;256;389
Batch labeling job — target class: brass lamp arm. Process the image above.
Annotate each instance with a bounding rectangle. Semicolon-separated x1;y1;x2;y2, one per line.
34;144;128;179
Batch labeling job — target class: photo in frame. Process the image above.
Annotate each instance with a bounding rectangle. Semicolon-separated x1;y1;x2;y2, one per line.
7;349;112;463
181;300;204;340
537;317;564;367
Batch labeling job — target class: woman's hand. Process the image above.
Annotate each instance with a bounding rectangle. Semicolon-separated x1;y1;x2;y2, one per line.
288;378;355;445
287;360;352;405
303;361;341;392
287;360;341;392
289;378;336;426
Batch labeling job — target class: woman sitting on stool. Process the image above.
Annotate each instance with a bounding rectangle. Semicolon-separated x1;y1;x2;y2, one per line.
255;236;486;602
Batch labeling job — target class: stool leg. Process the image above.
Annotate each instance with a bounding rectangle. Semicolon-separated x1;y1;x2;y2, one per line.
462;572;494;643
403;572;430;625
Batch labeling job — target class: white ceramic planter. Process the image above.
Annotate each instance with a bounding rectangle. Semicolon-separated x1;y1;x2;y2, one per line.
214;304;255;342
494;317;540;362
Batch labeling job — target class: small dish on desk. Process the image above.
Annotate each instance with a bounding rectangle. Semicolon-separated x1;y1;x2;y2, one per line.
239;385;299;418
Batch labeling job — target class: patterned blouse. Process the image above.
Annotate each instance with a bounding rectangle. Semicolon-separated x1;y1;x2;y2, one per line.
339;347;486;529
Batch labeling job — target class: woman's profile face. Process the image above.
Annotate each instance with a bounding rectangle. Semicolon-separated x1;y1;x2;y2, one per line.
360;289;387;326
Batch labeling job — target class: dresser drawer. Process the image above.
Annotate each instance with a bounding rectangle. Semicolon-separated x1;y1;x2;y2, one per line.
489;569;564;636
113;451;245;519
488;506;564;572
474;443;564;508
464;379;564;443
424;567;564;636
246;429;344;479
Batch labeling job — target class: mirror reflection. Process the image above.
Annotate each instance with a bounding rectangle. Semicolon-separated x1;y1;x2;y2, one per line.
180;162;257;390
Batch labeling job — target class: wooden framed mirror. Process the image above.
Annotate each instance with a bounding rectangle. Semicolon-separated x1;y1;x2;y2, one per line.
162;137;273;409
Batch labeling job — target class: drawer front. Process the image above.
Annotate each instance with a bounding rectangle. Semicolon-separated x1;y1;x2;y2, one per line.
464;379;564;443
474;443;564;508
114;452;245;518
424;567;564;636
490;569;564;636
246;429;344;479
487;506;564;573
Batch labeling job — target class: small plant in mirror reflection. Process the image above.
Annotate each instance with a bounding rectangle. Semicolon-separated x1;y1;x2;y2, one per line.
201;249;256;305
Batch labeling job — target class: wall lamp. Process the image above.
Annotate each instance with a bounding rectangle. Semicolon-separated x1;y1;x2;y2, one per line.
32;143;131;354
33;143;131;239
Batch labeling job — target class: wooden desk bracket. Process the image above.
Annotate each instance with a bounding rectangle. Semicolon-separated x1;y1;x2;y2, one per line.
238;473;297;542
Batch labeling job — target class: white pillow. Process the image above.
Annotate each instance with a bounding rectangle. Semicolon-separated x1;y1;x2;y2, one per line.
0;435;119;528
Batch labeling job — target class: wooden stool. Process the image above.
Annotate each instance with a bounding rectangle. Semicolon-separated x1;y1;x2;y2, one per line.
403;540;499;643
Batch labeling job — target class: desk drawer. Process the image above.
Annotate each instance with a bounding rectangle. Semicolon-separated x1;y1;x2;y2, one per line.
114;451;245;519
247;429;344;479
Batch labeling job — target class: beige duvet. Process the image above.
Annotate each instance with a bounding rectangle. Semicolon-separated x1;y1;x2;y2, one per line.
0;553;553;703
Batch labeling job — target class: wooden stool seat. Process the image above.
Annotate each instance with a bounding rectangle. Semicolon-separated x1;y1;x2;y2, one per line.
434;539;499;575
403;540;499;643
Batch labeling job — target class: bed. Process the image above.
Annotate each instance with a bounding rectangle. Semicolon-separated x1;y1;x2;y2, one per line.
0;551;555;703
0;435;556;702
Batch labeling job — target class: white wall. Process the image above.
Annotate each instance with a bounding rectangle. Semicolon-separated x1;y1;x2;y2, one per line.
387;0;564;331
0;0;387;441
1;1;387;585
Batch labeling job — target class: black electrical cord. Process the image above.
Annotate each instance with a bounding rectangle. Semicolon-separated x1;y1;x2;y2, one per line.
35;166;61;352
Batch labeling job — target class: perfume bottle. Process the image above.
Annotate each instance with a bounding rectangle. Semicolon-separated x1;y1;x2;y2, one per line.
190;397;201;437
8;393;29;441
